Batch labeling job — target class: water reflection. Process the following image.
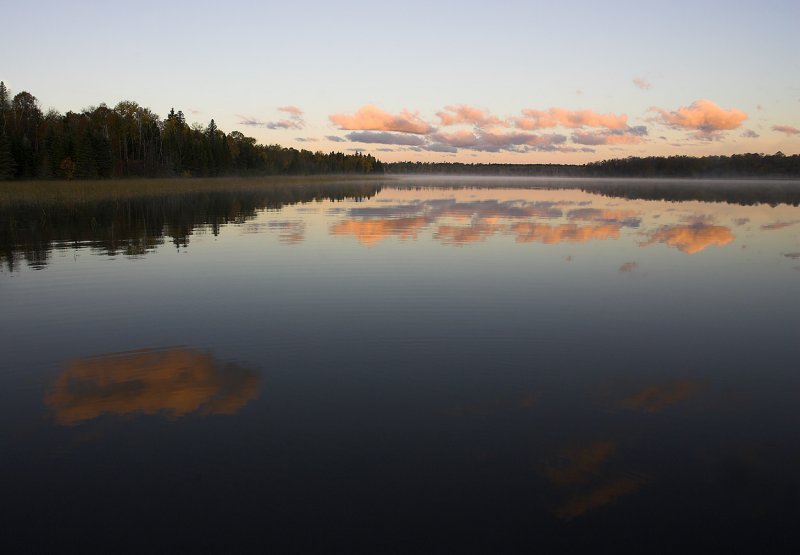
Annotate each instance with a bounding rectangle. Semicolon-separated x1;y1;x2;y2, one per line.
330;196;641;246
541;438;648;520
641;224;735;254
329;216;429;245
0;181;380;270
761;220;799;230
445;392;539;417
509;222;622;244
556;476;647;520
46;347;260;425
621;379;703;413
543;440;617;485
5;179;800;269
3;178;800;551
403;177;800;206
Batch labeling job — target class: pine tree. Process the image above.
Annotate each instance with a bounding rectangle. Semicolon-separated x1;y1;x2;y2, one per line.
206;119;218;137
0;82;16;179
0;81;9;116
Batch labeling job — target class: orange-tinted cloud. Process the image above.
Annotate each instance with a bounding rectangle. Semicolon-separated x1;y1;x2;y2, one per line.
772;125;800;135
329;105;433;134
556;477;645;520
278;105;303;116
46;348;260;425
437;105;508;127
621;379;701;413
651;99;747;139
619;262;638;273
516;108;629;130
544;441;616;485
641;224;734;254
329;216;429;245
510;222;621;244
633;77;652;90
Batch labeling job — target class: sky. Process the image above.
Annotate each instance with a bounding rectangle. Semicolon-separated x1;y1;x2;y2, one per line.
3;0;799;164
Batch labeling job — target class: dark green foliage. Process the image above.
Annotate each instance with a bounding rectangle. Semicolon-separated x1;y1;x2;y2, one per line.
0;81;9;112
583;153;800;177
0;128;14;180
387;153;800;178
0;84;383;180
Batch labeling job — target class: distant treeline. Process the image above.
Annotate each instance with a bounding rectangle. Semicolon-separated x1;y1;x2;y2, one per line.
388;153;800;178
0;82;383;180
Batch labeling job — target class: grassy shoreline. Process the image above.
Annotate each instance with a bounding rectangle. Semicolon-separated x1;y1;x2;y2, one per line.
0;175;393;205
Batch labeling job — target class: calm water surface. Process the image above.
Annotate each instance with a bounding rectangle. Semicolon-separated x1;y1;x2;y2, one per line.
2;177;800;552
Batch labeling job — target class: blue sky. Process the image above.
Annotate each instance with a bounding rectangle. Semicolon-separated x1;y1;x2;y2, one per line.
3;0;799;162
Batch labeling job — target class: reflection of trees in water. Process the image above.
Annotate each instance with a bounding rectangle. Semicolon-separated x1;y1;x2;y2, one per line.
46;347;260;425
575;180;800;207
0;182;380;270
392;180;800;207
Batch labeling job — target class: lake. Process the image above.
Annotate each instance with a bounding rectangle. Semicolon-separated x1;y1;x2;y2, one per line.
2;176;800;552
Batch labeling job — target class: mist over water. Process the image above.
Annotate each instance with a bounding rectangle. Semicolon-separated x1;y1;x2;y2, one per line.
2;177;800;552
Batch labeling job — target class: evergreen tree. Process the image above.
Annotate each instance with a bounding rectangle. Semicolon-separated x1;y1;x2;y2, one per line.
0;81;9;123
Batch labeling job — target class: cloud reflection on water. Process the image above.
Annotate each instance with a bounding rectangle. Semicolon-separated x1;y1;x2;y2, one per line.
46;348;260;425
555;476;646;520
640;224;734;254
621;379;702;413
544;441;617;485
329;197;643;246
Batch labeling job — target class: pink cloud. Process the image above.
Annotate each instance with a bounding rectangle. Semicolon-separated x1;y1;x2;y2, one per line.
278;105;303;116
772;125;800;135
429;129;568;152
633;77;651;90
651;99;747;140
329;105;433;134
516;108;629;130
437;105;508;127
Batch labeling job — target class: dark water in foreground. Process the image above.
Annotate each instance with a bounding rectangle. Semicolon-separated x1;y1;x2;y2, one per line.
2;177;800;552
